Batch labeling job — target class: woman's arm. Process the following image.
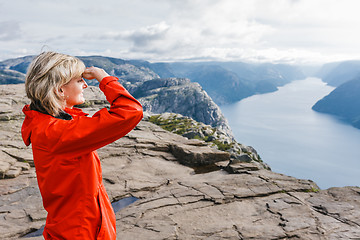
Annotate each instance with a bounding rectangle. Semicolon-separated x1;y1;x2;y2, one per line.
39;71;143;158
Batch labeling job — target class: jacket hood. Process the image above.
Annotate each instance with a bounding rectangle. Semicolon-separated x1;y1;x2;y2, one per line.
21;105;88;146
22;105;38;146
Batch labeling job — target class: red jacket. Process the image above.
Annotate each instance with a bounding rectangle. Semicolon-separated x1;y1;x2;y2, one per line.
21;76;143;239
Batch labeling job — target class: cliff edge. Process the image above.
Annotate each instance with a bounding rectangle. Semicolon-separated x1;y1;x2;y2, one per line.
0;84;359;239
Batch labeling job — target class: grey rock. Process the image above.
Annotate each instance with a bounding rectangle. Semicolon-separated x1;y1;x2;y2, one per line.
169;143;230;167
182;130;205;139
233;153;253;163
13;161;31;171
0;161;11;178
1;84;360;240
5;166;22;178
202;127;214;136
3;148;34;167
224;161;262;173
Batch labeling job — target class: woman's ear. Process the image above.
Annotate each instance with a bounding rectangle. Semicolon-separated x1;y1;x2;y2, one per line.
56;87;65;97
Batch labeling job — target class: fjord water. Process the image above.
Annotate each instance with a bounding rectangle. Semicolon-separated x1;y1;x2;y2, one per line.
221;77;360;189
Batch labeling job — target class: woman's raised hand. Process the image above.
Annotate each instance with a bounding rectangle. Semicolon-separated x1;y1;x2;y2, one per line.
82;67;110;83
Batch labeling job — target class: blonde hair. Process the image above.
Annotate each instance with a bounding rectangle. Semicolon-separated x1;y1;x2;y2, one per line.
25;51;85;116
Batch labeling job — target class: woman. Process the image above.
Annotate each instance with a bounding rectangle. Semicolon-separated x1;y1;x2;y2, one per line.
21;51;143;239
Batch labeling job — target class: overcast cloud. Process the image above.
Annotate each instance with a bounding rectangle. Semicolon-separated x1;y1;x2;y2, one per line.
1;0;360;64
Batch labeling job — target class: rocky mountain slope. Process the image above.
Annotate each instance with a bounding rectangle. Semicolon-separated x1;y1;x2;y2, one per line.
1;84;360;239
128;78;232;134
311;60;360;129
313;76;360;129
146;112;267;169
316;60;360;87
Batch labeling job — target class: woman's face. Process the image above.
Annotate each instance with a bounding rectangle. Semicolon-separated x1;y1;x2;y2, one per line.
61;77;88;108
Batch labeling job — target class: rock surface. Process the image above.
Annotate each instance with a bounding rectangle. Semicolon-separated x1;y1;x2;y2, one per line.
0;84;360;239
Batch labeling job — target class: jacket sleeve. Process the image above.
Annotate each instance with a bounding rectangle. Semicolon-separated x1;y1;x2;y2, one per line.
45;76;143;158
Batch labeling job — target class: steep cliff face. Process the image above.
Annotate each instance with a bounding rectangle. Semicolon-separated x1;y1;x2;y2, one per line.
127;78;232;134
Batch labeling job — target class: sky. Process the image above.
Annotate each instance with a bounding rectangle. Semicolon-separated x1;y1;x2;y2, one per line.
1;0;360;64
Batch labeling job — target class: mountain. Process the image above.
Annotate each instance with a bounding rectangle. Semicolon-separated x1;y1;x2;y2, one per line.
0;69;25;84
0;55;232;135
316;60;360;87
167;61;305;105
79;56;163;85
0;55;162;85
312;76;360;128
168;64;255;104
0;56;306;105
216;62;306;85
0;55;173;85
0;56;33;84
127;60;175;79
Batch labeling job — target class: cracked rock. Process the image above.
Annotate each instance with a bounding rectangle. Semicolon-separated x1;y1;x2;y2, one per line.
1;84;360;239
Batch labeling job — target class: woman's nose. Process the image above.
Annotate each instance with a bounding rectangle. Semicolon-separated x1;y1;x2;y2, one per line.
82;79;88;89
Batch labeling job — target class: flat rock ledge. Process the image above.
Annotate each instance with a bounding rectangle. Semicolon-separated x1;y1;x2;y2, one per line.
1;84;360;239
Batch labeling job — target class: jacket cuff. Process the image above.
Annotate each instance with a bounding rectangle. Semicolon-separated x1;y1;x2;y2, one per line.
99;76;119;91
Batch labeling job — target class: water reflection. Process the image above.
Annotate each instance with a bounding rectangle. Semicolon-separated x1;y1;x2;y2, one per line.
111;196;138;213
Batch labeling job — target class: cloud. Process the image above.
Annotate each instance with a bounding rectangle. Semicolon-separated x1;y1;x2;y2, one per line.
100;22;170;48
1;0;360;63
127;22;170;48
0;21;21;41
92;1;274;61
